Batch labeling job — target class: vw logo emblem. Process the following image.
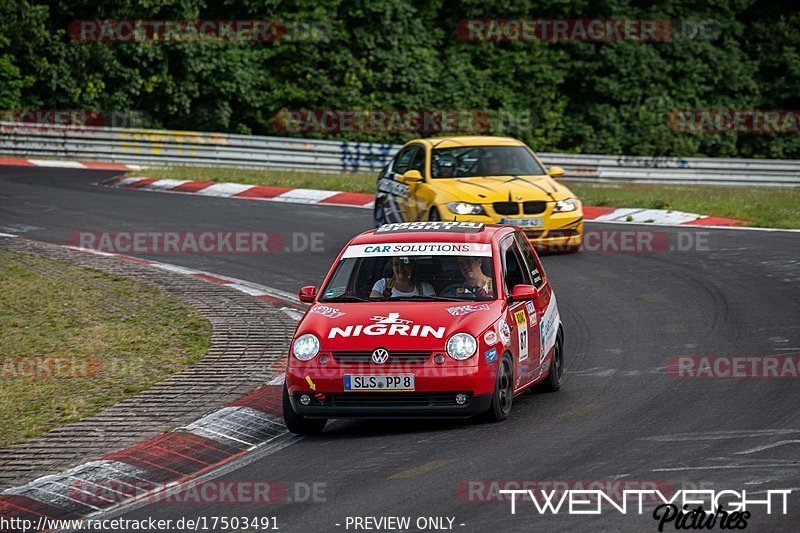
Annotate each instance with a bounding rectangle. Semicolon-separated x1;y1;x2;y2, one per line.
371;348;389;364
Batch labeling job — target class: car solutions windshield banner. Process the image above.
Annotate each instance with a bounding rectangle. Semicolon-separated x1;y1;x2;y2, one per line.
342;242;492;258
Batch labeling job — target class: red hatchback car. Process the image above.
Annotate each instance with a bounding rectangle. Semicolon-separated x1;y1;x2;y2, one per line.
282;221;564;434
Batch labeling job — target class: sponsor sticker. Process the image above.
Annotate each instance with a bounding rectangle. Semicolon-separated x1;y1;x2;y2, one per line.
447;303;491;316
376;221;484;234
309;305;345;319
497;319;511;346
514;310;529;361
342;242;492;258
328;312;445;339
484;330;498;345
485;347;498;364
539;295;559;363
525;301;537;326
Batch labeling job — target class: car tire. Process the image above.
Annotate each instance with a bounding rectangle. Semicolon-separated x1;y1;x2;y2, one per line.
429;207;441;221
484;354;514;422
538;329;564;392
282;384;327;435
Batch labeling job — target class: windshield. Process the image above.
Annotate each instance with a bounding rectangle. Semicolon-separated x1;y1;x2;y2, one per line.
431;145;546;178
321;254;497;302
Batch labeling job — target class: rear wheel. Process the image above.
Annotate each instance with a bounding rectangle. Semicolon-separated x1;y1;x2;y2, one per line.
484;354;514;422
282;385;327;435
538;330;564;392
374;199;387;227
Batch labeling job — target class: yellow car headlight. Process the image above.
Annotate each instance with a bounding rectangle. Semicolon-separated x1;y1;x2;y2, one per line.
553;198;579;213
447;202;486;216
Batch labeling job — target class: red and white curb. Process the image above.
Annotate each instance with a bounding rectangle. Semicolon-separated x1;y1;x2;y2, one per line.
0;234;307;527
102;177;751;227
582;206;746;227
0;157;141;171
101;176;375;209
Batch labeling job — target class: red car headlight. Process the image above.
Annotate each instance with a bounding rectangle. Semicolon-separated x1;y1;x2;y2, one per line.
447;333;477;360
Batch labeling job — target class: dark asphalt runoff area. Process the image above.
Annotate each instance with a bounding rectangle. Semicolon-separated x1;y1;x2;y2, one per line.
2;166;799;532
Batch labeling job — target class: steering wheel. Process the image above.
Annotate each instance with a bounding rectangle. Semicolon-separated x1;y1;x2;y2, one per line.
440;283;481;298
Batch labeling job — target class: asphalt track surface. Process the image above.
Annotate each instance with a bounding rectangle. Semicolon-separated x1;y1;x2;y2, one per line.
2;166;799;532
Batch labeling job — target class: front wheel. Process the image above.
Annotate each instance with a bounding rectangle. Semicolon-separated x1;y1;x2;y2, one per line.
282;384;327;435
484;354;514;422
429;207;441;221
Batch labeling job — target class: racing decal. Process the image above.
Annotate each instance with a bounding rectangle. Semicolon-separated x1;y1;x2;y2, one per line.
446;303;490;316
484;347;498;364
525;301;537;326
539;293;560;363
376;221;484;234
342;242;492;258
309;305;345;319
514;310;529;362
377;177;409;199
483;329;498;345
496;319;511;346
328;312;445;339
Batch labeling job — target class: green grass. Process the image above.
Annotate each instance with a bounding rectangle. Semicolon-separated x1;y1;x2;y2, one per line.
0;251;211;447
134;166;800;229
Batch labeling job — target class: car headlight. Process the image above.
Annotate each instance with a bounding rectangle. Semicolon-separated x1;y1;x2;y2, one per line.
446;333;477;360
446;202;485;216
553;198;579;213
292;333;320;361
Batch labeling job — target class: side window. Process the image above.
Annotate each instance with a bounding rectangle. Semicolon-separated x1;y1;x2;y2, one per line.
392;147;417;175
515;232;544;287
502;238;531;293
409;146;426;175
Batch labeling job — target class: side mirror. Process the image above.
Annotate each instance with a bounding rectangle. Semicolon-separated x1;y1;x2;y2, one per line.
548;166;565;179
510;284;538;302
399;170;423;183
299;285;317;303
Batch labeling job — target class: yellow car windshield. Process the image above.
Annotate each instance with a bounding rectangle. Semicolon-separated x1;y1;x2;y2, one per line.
431;145;546;178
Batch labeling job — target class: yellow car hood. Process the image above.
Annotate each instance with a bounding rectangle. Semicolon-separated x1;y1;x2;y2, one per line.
433;175;576;204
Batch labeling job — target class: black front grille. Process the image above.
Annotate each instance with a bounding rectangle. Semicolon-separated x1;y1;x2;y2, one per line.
493;202;519;216
326;392;472;407
523;201;547;214
332;351;430;364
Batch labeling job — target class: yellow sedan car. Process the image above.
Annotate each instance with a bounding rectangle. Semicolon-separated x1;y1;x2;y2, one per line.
373;136;583;250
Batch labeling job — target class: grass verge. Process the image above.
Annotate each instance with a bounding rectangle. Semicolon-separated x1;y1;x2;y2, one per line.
0;250;211;447
134;166;800;228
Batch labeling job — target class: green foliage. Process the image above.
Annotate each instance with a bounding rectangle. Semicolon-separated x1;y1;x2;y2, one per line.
0;0;797;157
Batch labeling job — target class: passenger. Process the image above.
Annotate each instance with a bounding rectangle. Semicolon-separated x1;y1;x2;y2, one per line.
370;257;436;298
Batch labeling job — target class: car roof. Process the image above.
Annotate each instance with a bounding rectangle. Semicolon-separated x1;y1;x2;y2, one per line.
349;223;514;246
408;136;526;149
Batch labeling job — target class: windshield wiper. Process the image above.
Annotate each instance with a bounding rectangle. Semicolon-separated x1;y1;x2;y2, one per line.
323;295;371;302
382;295;468;302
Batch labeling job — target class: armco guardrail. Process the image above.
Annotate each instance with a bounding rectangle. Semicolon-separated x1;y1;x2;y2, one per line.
1;122;798;186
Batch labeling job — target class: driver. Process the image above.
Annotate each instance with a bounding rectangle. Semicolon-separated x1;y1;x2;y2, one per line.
370;256;436;298
486;156;504;175
456;256;493;297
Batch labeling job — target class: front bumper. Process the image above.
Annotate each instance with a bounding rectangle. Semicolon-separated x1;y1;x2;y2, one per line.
288;391;493;419
285;362;496;419
437;204;583;248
